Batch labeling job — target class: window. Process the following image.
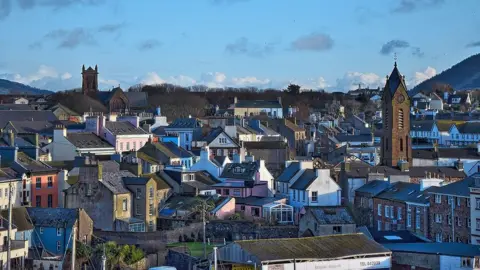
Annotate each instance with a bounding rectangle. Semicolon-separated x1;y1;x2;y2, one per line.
435;214;442;223
314;222;318;231
251;208;260;217
390;206;395;219
476;198;480;209
133;142;136;150
447;215;451;225
312;191;318;202
126;142;130;150
122;199;128;211
233;189;241;197
39;227;44;234
407;213;411;227
136;188;142;199
36;196;41;207
4;188;7;197
149;203;154;216
56;228;62;236
397;207;402;220
457;197;461;206
456;216;462;227
149;187;154;198
302;191;306;202
448;196;453;205
378;204;382;216
36;177;41;188
416;208;421;229
477;219;480;230
435;194;441;204
468;218;471;228
48;195;53;208
385;205;389;217
435;233;442;243
57;241;61;252
240;205;245;211
46;176;53;188
135;203;140;215
398;109;404;129
400;138;403;151
293;190;296;201
377;220;382;231
224;189;230;196
333;226;342;234
462;258;472;268
120;142;124;151
149;221;154;231
219;138;227;144
467;198;471;207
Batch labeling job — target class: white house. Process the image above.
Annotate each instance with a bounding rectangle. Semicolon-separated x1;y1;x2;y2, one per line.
189;146;223;178
276;160;313;196
289;169;342;221
47;125;116;161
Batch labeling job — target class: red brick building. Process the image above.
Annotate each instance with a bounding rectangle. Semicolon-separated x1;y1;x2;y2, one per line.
381;62;412;167
373;181;430;238
428;176;473;243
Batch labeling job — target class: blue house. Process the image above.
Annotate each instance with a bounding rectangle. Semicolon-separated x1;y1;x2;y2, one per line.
26;207;93;255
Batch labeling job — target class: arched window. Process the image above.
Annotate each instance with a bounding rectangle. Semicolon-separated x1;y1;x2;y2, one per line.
400;138;404;152
384;108;389;129
398;109;404;129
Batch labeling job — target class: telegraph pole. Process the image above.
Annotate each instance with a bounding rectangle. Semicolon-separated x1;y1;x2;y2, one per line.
102;245;106;270
203;202;207;259
7;182;14;270
71;226;76;270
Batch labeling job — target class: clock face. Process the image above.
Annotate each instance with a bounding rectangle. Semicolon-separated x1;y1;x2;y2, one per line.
397;94;405;103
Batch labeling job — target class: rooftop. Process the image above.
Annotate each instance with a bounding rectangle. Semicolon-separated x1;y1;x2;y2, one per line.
105;121;148;135
307;206;355;225
234;100;282;109
26;207;79;228
234;233;390;262
276;162;300;183
66;132;114;149
376;182;430;205
384;242;480;257
0;110;57;128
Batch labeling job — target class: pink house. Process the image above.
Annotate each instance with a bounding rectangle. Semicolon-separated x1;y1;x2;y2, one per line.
210;197;236;220
235;197;288;221
213;180;268;198
85;114;151;152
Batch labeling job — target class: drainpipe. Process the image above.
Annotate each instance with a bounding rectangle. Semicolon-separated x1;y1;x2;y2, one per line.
452;197;455;242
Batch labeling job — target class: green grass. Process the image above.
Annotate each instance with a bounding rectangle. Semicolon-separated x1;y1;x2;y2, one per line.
167;242;215;257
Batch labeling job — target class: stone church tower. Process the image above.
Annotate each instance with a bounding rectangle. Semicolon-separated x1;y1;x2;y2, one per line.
381;62;412;167
82;65;99;95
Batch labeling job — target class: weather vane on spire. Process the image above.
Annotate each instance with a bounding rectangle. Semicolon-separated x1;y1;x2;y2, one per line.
394;53;398;67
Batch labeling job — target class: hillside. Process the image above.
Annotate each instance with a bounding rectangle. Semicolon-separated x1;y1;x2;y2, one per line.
413;53;480;93
0;79;52;95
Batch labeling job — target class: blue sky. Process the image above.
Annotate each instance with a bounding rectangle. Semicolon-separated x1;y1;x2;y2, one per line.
0;0;479;91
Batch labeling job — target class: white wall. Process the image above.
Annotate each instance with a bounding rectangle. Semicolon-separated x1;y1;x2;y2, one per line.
440;255;475;269
51;128;77;161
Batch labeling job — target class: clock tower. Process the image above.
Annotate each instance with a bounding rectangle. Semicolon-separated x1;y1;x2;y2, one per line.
381;62;412;167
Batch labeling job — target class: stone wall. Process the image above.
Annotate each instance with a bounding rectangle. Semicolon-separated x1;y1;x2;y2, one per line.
206;220;298;241
165;248;200;270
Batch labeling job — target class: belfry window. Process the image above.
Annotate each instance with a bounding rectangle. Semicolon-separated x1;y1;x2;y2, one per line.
398;109;404;129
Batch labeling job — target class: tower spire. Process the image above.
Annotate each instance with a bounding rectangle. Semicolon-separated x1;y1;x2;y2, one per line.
394;53;398;68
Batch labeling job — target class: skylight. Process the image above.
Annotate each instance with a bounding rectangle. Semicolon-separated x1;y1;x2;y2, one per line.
384;235;402;240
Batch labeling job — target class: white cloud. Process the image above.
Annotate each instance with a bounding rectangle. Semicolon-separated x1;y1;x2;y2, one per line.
411;66;437;86
335;71;386;91
61;72;72;80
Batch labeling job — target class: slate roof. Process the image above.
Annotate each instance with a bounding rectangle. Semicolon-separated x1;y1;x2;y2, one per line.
26;207;78;228
236;125;260;135
0;110;57;128
290;169;317;190
335;134;372;143
355;180;390;196
234;100;282;109
428;173;479;197
307;206;355;225
213;156;228;166
456;122;480;134
144;172;172;189
66;132;114;149
344;162;465;179
386;64;408;96
55;93;108;114
0;168;20;181
235;196;283;207
122;177;151;186
411;121;435;132
220;162;259;180
201;127;239;147
376;182;431;205
383;243;480;257
370;230;428;244
124;92;148;108
194;170;221;185
0;104;32;110
167;118;202;129
413;148;480;160
15;152;57;173
284;119;304;132
243;141;288;149
234;233;390;262
105;121;148;135
101;170;134;194
138;141;194;165
7;121;55;134
276;162;300;183
0;207;34;231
